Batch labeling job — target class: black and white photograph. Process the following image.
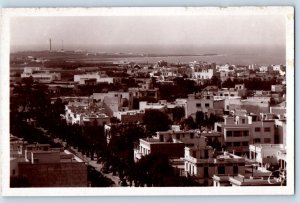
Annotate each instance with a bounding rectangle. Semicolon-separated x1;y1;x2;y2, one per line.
0;7;294;196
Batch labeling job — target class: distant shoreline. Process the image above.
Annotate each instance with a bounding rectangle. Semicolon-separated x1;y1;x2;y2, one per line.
10;50;285;66
10;50;220;57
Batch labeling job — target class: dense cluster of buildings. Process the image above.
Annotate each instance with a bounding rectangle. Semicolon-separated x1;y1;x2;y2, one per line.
11;57;287;187
133;106;286;186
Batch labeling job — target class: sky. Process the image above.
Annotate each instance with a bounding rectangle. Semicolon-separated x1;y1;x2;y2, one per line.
10;15;286;52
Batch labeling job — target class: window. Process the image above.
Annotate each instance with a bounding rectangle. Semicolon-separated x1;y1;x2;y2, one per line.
206;96;210;99
205;103;210;107
233;165;239;174
264;127;271;132
204;150;209;159
242;142;248;146
193;151;197;158
242;119;245;124
233;142;240;146
196;103;201;108
227;131;232;137
190;133;194;139
233;131;241;137
264;138;271;143
217;126;222;132
218;166;225;174
204;167;209;177
12;169;15;175
226;142;232;146
254;138;261;143
243;131;249;137
176;134;180;139
255;127;261;132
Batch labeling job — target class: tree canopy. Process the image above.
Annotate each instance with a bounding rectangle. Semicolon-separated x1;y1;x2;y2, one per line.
143;109;171;134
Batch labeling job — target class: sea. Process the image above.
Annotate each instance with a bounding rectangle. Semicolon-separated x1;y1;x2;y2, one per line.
64;44;286;66
11;44;286;66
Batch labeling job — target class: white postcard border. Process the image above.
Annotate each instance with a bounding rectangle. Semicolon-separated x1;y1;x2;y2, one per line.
0;7;295;196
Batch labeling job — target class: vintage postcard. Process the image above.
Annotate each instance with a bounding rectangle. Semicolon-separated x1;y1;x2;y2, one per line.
0;7;294;196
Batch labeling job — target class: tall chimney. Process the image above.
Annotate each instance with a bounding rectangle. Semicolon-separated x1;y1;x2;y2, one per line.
49;38;52;52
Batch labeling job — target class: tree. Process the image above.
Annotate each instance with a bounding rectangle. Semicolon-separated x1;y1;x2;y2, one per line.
210;75;221;87
110;117;121;124
196;111;205;129
172;106;185;123
99;124;147;183
143;110;171;134
87;165;114;187
182;116;197;130
222;78;235;88
134;153;174;186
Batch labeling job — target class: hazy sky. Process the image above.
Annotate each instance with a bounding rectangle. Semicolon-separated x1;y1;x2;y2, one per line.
10;15;286;51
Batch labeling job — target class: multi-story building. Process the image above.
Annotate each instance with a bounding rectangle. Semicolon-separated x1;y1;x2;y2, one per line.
219;71;230;82
249;144;286;170
113;109;145;123
274;119;286;145
214;114;275;155
134;129;217;162
215;84;247;100
217;64;233;72
21;67;61;83
224;97;270;115
186;94;214;117
155;130;205;148
65;104;109;126
192;68;214;80
134;137;185;162
128;87;159;100
184;148;246;186
92;91;134;110
11;143;87;187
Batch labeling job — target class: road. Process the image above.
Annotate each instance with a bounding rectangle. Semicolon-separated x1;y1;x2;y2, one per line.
38;126;121;186
67;145;120;187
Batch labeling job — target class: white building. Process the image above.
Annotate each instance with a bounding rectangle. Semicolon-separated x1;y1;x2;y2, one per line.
184;148;246;186
185;94;214;117
74;72;114;84
192;69;214;80
217;64;234;72
92;91;133;110
139;101;166;111
21;67;61;83
224;97;270;115
271;85;284;93
214;114;275;155
249;144;286;170
65;104;109;126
